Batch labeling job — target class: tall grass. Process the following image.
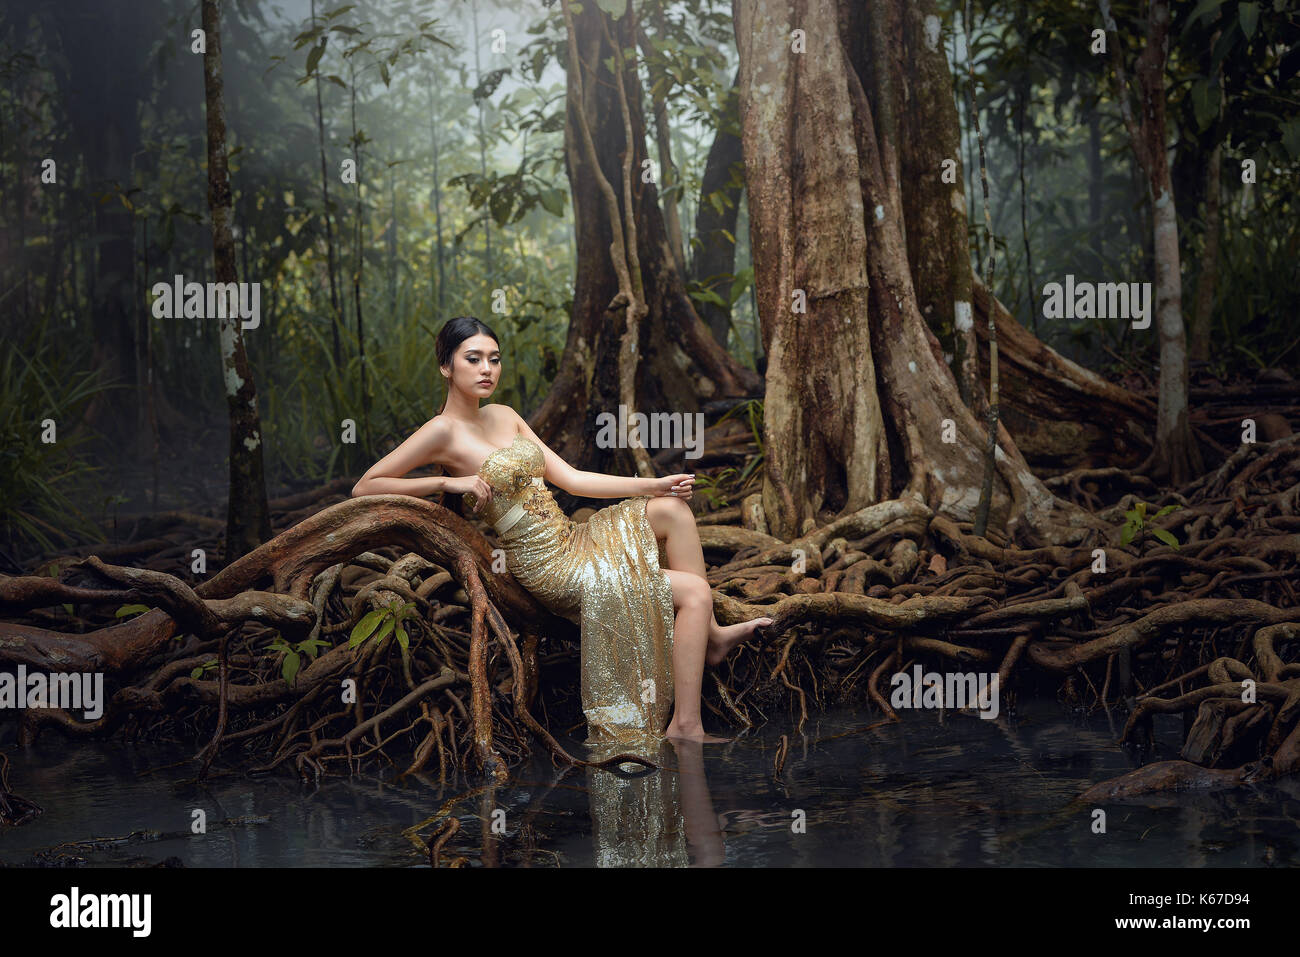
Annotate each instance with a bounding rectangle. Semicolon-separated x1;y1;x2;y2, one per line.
0;330;117;565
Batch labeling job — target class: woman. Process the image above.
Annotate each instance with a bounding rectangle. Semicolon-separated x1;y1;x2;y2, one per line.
352;316;773;748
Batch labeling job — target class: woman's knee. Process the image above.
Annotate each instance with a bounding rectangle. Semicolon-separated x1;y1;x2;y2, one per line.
647;495;692;537
666;569;712;610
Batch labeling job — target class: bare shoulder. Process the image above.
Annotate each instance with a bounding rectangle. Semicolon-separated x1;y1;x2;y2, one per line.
417;415;454;464
484;403;523;434
423;414;453;444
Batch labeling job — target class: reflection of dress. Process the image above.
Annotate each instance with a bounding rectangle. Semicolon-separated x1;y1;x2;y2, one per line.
468;435;676;760
586;740;689;867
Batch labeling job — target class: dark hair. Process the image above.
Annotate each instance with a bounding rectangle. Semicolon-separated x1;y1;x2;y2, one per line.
435;315;499;416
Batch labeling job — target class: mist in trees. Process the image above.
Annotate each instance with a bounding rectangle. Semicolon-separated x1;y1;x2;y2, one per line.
1;0;1296;559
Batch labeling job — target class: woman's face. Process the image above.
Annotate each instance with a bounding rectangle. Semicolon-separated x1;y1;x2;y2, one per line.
443;333;501;398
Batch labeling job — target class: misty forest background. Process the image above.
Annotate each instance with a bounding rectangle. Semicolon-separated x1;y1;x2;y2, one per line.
2;0;1298;567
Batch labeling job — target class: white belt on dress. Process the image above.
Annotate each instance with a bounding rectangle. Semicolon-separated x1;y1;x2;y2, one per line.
493;477;546;535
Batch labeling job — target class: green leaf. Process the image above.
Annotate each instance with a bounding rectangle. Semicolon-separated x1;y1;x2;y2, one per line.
349;608;388;648
1183;0;1227;33
1135;501;1147;519
1154;504;1182;517
283;650;301;687
1151;528;1181;550
306;40;326;76
191;666;204;679
1239;1;1260;39
538;187;565;217
297;638;329;661
1191;77;1219;132
116;603;151;618
1120;523;1136;546
62;602;73;615
373;617;396;646
395;622;409;651
1123;507;1141;525
688;288;728;308
594;0;626;17
538;184;564;214
1280;117;1300;160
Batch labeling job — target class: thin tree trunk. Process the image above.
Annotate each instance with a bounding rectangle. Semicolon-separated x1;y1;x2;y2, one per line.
1088;111;1102;228
1015;0;1035;334
1189;140;1221;362
349;59;370;457
471;0;492;279
202;0;271;559
141;213;161;509
637;0;686;279
428;79;447;313
964;0;999;538
388;161;397;313
688;69;744;349
311;0;342;369
1099;0;1202;484
1190;35;1224;363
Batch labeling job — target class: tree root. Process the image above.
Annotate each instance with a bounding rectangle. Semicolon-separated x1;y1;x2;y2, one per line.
1;437;1298;815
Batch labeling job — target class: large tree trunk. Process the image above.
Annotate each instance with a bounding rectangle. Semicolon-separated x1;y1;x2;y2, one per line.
533;0;760;500
732;0;889;536
1100;0;1202;485
202;0;271;560
895;0;980;414
734;0;1096;545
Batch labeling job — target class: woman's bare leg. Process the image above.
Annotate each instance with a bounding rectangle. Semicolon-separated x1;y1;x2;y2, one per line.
662;569;729;743
646;496;773;665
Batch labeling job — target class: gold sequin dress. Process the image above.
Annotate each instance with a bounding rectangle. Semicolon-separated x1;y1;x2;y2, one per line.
468;435;677;761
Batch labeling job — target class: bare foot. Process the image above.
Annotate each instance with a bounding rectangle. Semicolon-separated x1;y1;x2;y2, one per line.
705;616;775;666
664;721;732;743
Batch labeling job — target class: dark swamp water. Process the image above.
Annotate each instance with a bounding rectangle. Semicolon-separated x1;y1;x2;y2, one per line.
2;698;1297;867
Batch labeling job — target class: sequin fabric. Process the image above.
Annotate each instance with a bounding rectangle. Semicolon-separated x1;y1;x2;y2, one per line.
468;435;677;765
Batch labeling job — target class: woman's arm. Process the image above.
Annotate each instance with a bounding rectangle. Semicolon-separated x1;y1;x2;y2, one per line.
352;419;452;498
512;409;656;499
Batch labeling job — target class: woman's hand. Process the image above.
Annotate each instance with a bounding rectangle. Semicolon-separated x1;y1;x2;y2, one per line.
444;474;494;513
649;473;696;500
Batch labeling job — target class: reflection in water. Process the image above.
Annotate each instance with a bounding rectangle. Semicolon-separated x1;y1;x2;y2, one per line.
2;700;1298;867
585;740;689;867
